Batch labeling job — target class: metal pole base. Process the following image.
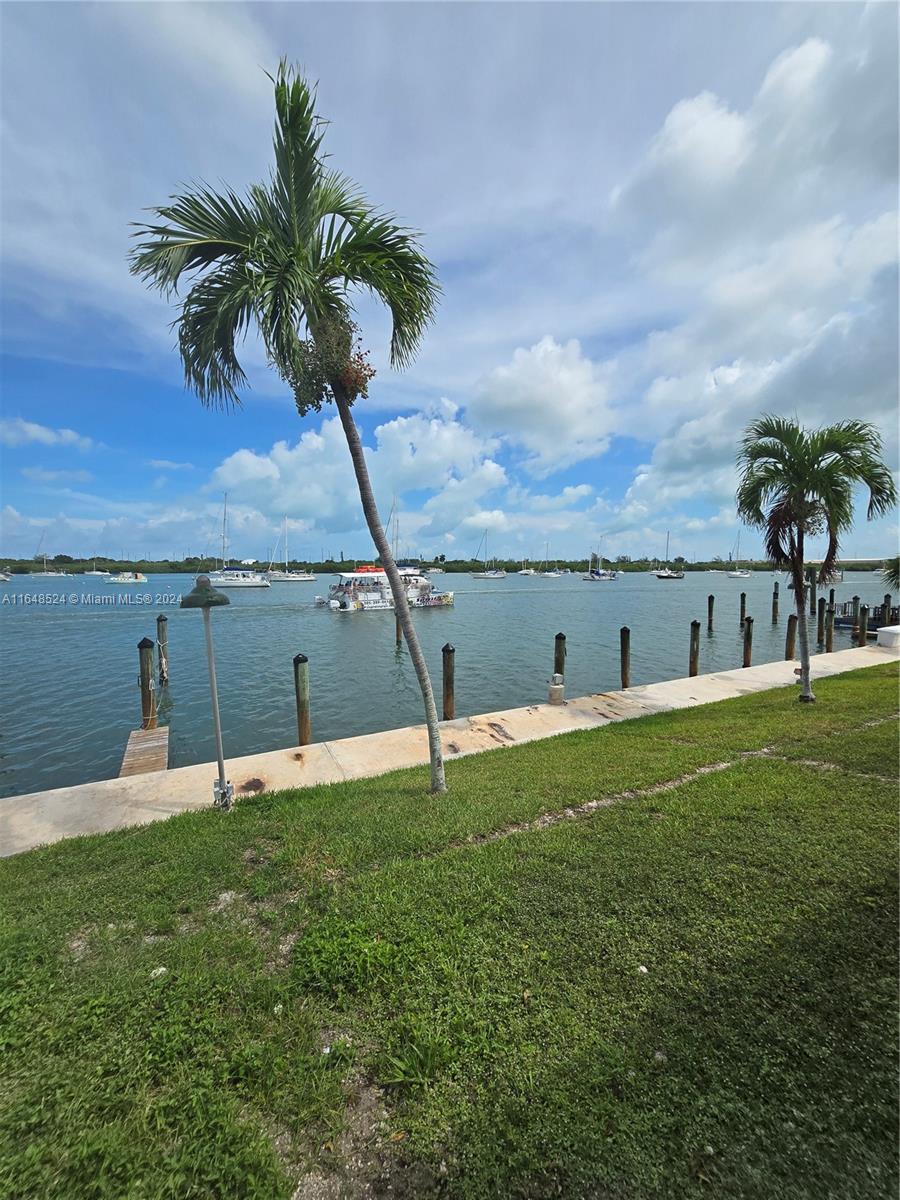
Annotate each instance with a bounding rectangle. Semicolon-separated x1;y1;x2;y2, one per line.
214;779;235;810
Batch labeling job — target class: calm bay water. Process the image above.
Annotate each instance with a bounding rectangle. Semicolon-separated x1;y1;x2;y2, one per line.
0;569;883;798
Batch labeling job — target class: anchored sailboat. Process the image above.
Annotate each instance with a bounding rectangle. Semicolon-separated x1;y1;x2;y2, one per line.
654;531;685;580
267;517;316;582
207;494;270;588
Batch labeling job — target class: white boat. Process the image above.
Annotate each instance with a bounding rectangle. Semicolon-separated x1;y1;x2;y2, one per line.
0;570;10;583
582;548;618;581
205;493;270;587
653;532;685;579
208;567;270;588
106;571;148;584
424;565;445;574
726;531;752;578
541;568;563;578
321;566;453;612
266;517;316;581
84;559;111;577
471;531;506;578
31;554;73;578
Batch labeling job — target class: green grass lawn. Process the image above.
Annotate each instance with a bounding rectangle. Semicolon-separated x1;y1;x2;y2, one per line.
1;663;897;1199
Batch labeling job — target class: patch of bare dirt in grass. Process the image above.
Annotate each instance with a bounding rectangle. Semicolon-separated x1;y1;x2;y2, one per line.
291;1076;395;1200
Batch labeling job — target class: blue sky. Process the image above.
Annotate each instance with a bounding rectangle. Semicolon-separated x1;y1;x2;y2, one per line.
1;1;897;564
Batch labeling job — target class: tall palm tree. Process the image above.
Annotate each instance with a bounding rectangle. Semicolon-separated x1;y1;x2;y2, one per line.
130;64;447;791
881;556;900;592
736;415;896;701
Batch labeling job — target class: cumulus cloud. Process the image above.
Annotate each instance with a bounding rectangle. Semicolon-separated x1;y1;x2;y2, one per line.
0;418;93;451
470;337;615;475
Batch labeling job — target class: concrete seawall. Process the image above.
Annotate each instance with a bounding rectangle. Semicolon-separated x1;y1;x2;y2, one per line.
1;644;896;859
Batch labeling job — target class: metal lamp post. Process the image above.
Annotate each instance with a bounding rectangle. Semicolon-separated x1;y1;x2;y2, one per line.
180;575;233;809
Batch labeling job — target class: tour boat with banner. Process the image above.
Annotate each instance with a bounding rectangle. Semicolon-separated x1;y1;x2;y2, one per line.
318;566;454;612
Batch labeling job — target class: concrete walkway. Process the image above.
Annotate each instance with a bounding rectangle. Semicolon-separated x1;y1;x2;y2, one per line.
1;644;896;858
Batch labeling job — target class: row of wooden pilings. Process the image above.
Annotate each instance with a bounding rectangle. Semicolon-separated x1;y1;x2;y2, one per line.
134;580;889;744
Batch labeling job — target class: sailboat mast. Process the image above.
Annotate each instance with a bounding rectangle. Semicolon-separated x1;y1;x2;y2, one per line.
665;530;670;564
221;493;228;568
284;516;288;572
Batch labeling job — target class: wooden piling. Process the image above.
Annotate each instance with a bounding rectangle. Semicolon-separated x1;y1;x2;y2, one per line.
851;595;860;642
138;637;157;730
883;593;892;626
293;653;311;746
707;594;714;632
858;604;869;646
825;605;835;653
442;643;455;721
771;581;779;623
828;587;835;607
689;619;700;677
808;568;817;617
554;632;566;677
742;615;753;668
739;592;746;626
816;596;825;647
156;614;169;684
785;613;797;660
620;626;630;690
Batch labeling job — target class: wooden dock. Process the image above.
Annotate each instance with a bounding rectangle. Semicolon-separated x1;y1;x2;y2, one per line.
119;727;169;777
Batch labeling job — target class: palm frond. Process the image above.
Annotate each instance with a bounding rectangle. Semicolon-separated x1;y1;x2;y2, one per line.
130;185;263;295
176;265;259;407
325;211;440;367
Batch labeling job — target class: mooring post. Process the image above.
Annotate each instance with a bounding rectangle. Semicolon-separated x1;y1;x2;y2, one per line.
620;626;631;690
554;631;566;678
828;587;835;608
442;642;455;721
293;653;311;746
883;593;892;626
707;594;714;632
808;568;817;617
858;604;869;646
771;581;779;623
825;605;835;653
739;592;746;626
816;596;826;647
689;619;700;677
156;613;169;684
138;637;157;730
851;595;860;643
395;612;402;650
785;613;798;660
742;615;754;668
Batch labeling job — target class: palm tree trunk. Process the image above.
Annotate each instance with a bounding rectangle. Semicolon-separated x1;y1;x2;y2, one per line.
331;380;447;792
793;531;815;702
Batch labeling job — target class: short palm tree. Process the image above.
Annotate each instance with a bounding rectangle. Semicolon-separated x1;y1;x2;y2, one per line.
736;415;896;701
130;63;447;791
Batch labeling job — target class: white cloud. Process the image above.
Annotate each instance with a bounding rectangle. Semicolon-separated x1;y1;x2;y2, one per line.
0;418;93;451
21;467;94;484
470;337;615;476
147;459;194;471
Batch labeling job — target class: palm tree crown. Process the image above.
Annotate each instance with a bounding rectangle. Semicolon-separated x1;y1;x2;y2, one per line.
736;415;896;583
130;61;440;408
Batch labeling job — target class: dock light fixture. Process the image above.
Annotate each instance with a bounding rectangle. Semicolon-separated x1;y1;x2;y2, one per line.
180;575;233;810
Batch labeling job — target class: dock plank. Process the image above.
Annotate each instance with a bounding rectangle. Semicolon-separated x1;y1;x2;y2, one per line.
120;727;169;777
